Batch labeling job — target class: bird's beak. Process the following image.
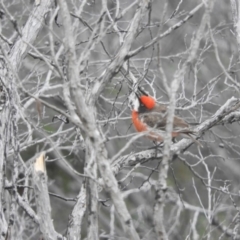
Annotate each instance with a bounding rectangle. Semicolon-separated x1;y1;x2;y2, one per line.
135;91;141;99
129;85;148;99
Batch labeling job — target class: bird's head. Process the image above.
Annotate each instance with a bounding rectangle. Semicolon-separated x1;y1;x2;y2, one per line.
128;89;156;112
139;95;155;110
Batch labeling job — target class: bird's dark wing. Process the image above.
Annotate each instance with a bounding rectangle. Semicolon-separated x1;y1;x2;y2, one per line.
139;104;194;133
139;106;167;129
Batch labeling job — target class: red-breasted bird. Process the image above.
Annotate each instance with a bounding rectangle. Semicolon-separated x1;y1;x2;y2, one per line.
129;91;200;145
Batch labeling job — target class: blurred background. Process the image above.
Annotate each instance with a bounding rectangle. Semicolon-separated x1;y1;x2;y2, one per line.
2;0;240;239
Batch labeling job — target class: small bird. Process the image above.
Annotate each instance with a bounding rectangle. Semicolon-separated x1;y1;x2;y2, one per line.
129;90;200;145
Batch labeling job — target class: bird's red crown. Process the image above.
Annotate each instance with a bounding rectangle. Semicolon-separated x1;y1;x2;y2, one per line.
139;95;155;109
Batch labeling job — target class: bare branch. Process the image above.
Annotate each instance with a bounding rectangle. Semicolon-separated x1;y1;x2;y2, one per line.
33;153;63;240
58;0;141;239
127;3;204;58
66;184;87;239
90;0;151;105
